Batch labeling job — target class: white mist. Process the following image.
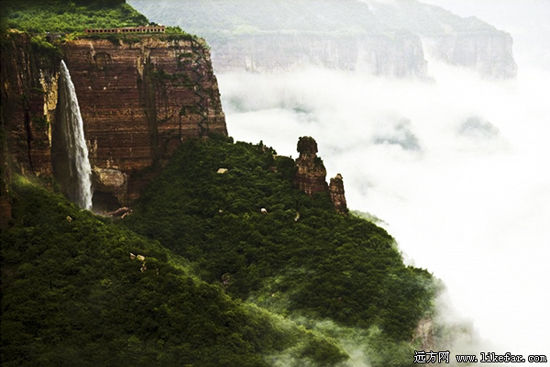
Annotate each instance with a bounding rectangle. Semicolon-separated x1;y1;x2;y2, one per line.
218;52;550;360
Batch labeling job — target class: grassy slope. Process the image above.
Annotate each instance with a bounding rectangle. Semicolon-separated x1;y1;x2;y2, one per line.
1;176;346;367
123;136;437;365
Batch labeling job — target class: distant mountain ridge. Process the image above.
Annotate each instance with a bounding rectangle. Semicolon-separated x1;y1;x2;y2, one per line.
129;0;517;78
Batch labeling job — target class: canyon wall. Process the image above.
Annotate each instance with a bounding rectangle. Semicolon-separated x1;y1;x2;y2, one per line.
63;36;226;205
427;31;516;79
0;33;59;179
212;32;426;76
1;33;227;209
364;0;518;78
63;37;226;174
130;0;517;78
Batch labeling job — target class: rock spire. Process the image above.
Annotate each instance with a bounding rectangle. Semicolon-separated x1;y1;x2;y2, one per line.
294;136;348;214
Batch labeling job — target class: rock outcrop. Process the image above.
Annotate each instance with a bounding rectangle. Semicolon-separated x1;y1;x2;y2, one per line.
130;0;428;77
1;32;227;209
329;174;348;214
92;167;127;209
413;317;436;351
294;136;328;196
294;136;347;213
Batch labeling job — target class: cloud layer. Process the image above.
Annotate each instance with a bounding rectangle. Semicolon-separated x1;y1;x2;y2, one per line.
218;51;550;355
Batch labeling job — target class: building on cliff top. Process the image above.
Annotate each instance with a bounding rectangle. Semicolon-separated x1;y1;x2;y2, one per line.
85;25;165;34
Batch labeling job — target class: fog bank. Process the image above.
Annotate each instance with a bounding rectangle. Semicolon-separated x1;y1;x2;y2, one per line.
219;55;550;355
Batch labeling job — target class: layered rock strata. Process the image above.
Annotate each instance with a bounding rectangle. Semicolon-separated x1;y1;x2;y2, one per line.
63;36;226;205
210;32;427;77
130;0;517;78
0;32;60;178
428;32;516;78
1;33;227;208
63;37;225;175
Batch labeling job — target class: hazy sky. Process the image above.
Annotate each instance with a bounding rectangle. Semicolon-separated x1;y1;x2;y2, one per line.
218;0;550;357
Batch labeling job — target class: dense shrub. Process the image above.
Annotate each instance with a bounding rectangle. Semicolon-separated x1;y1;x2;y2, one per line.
2;0;148;33
124;137;437;342
0;177;346;366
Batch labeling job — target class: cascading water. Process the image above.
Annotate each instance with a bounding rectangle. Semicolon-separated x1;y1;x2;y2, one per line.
52;60;93;210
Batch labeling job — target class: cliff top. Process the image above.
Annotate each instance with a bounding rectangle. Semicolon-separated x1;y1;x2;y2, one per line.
1;0;147;33
1;0;206;52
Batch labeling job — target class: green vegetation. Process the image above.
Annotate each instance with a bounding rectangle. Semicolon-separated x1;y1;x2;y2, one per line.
1;176;347;367
29;33;63;59
1;2;438;362
75;27;200;44
1;136;438;366
1;1;203;46
122;136;437;365
2;0;148;33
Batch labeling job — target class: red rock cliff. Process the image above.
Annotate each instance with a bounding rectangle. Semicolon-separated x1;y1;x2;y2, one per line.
294;136;328;195
63;37;226;172
294;136;348;214
62;36;226;204
1;33;59;179
329;173;348;214
1;33;227;209
1;32;60;226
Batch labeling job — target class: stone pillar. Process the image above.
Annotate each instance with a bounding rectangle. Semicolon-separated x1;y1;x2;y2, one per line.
294;136;328;195
329;173;348;214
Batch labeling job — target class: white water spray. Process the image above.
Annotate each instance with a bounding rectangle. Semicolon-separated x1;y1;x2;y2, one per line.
58;60;93;210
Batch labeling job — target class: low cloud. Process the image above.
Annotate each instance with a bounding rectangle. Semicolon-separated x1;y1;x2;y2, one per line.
218;55;550;356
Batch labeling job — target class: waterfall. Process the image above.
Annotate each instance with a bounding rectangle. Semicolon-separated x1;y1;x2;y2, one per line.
53;60;93;210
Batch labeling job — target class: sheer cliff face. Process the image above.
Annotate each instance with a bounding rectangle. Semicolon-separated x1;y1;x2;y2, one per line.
427;32;516;78
363;0;518;78
1;33;227;206
213;32;426;76
0;33;59;178
129;0;517;78
63;37;226;174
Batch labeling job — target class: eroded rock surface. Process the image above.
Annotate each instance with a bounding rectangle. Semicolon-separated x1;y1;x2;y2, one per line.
294;136;328;196
329;173;348;214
